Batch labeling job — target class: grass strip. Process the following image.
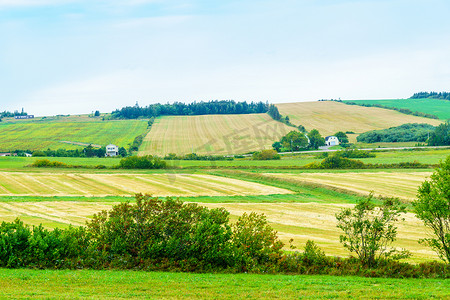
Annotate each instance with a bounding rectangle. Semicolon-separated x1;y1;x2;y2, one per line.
0;269;448;299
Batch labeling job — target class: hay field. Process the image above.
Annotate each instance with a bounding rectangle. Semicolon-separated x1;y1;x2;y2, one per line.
139;114;294;156
202;203;438;262
0;172;291;197
276;101;442;142
0;118;147;151
0;201;437;261
267;171;431;200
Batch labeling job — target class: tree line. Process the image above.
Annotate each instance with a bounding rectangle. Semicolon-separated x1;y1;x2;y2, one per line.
111;100;269;119
410;91;450;100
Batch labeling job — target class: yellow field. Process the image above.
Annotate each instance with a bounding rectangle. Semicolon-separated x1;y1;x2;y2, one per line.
267;171;431;200
276;101;442;142
0;172;290;197
139;114;294;156
0;201;436;262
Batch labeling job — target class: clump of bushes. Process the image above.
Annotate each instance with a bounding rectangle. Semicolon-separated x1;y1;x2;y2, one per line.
357;123;436;143
118;155;166;169
252;150;281;160
30;159;69;168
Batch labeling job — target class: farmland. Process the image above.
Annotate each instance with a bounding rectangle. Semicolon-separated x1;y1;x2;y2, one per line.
343;98;450;120
0;115;147;152
0;172;290;197
139;114;294;156
266;171;431;200
276;101;442;141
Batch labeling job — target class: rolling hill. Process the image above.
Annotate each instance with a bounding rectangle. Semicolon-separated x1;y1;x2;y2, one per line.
0;115;148;152
343;98;450;120
276;101;442;142
139;114;294;156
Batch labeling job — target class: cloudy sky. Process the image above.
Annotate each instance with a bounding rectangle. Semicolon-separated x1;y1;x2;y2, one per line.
1;0;450;116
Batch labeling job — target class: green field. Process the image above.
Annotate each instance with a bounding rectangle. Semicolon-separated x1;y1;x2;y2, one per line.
139;114;294;156
0;115;148;151
343;98;450;120
0;269;447;299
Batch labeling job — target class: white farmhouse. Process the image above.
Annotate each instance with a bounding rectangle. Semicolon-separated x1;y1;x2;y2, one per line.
325;136;340;146
106;144;119;157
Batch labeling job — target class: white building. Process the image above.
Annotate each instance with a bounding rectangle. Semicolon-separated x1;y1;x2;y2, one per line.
325;136;340;146
106;144;119;157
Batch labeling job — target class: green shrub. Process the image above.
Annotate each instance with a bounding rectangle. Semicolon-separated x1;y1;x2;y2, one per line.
118;155;166;169
31;159;68;168
252;150;281;160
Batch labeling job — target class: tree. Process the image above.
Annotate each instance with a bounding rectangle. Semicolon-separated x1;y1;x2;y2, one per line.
280;131;308;151
334;131;349;145
336;194;410;267
94;110;100;117
272;142;282;152
428;122;450;146
307;129;325;150
413;156;450;263
118;147;127;157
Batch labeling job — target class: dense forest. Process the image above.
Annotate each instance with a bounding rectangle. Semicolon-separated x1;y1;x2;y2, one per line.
357;123;436;143
111;100;269;119
410;92;450;100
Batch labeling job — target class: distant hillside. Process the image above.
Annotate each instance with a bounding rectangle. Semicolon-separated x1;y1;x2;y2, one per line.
342;98;450;120
276;101;442;142
139;114;293;156
0;115;148;152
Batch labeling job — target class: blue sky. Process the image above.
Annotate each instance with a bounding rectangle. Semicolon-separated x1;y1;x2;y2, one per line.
1;0;450;116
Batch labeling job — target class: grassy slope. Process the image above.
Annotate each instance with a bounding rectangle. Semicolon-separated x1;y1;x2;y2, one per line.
0;115;148;152
0;269;448;299
343;98;450;120
276;101;442;142
139;114;294;156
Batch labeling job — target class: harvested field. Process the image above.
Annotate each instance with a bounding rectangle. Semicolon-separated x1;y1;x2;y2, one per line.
202;202;438;262
0;201;437;261
267;171;431;200
139;114;294;156
0;172;291;197
276;101;442;142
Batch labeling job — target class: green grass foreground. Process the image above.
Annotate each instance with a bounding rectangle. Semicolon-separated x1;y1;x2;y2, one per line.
0;269;448;299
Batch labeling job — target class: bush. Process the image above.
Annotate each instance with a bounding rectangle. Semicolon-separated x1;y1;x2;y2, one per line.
321;155;365;169
30;159;68;168
336;194;411;267
118;155;166;169
252;150;281;160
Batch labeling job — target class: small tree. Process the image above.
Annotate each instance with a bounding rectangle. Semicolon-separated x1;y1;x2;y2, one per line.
413;156;450;263
307;129;325;150
280;130;309;151
336;194;410;267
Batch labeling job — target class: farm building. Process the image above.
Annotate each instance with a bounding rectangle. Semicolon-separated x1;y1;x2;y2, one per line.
325;136;339;146
106;144;119;157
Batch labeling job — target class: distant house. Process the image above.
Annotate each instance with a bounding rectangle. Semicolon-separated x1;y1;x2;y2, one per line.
0;153;17;157
14;115;34;120
325;136;340;146
105;144;119;157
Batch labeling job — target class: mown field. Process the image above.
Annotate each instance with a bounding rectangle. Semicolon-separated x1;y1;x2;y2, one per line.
266;171;431;200
0;115;147;152
139;114;294;156
0;172;290;197
276;101;442;142
343;98;450;120
1;269;448;299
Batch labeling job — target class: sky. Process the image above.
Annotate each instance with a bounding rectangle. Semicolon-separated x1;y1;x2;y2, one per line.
1;0;450;116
